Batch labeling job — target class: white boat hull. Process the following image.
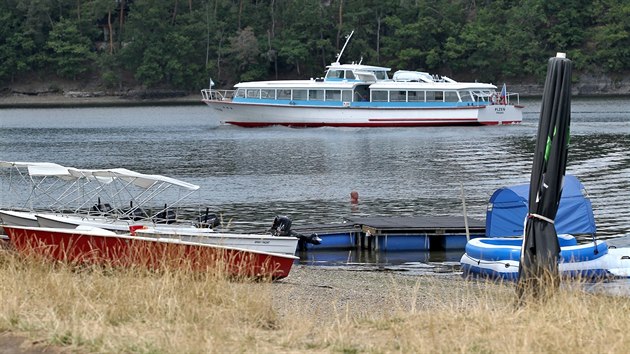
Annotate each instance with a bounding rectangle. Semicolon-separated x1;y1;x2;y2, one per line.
35;214;298;256
202;100;523;127
0;210;39;227
36;213;135;232
135;228;298;256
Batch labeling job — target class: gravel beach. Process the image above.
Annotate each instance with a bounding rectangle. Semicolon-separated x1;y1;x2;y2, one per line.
270;265;474;323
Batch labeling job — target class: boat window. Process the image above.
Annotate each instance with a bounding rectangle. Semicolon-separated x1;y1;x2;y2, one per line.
327;70;344;79
325;90;341;101
426;91;443;102
374;71;389;80
246;89;260;99
345;71;355;79
390;90;406;102
277;89;291;100
407;90;424;102
309;90;324;100
342;90;353;102
444;91;460;102
371;90;388;102
261;89;276;99
459;90;474;102
293;90;307;100
234;88;246;98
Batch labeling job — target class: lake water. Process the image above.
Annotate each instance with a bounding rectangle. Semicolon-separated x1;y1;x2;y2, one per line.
1;97;629;272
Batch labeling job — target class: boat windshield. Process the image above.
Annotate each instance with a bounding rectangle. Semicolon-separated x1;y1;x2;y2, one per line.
373;71;389;80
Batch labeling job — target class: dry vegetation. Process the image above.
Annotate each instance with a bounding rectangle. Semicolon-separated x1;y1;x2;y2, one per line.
2;246;630;353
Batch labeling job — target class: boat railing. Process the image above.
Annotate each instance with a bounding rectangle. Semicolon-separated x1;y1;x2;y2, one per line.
507;92;520;105
473;91;520;105
201;89;234;101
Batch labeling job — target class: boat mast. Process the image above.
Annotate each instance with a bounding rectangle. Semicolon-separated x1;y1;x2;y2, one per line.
334;30;354;65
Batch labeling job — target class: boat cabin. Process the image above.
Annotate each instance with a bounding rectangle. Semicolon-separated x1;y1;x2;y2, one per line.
230;63;502;105
324;63;391;83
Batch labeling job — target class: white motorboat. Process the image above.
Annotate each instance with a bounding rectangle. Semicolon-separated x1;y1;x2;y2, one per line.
133;227;299;256
0;209;39;227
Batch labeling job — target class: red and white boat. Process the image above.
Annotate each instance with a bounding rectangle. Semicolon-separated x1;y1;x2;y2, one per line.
2;225;298;279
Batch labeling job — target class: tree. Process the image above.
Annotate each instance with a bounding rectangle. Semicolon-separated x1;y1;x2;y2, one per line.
228;27;264;82
45;18;95;79
0;10;36;83
585;0;630;72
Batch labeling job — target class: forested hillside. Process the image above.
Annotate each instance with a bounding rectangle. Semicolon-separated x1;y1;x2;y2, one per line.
1;0;628;93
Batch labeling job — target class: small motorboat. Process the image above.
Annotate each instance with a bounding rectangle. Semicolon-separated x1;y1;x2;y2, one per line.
460;234;630;280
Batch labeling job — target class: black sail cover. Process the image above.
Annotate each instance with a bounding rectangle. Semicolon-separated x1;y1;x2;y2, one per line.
517;55;572;296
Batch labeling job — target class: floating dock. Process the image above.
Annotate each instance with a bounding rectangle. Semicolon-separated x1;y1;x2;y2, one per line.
295;216;485;252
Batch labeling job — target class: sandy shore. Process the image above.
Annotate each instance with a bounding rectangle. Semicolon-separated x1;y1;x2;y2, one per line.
270;264;470;322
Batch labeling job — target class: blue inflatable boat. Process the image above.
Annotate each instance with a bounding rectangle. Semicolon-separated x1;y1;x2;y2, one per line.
460;234;630;280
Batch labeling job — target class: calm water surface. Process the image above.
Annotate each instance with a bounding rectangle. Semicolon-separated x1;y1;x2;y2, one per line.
1;97;629;273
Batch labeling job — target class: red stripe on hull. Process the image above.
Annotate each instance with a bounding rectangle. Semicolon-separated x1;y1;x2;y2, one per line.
3;226;295;279
226;121;521;128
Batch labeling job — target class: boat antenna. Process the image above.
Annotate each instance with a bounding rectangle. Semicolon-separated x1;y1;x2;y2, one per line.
334;30;354;65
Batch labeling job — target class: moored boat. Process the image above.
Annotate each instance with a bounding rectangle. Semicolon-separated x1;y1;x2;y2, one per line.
3;225;297;279
201;31;523;128
133;226;299;256
0;209;39;227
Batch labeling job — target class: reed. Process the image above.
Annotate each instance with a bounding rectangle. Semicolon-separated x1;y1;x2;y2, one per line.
2;248;630;353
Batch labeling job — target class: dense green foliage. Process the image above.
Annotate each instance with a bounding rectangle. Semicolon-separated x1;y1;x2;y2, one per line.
0;0;628;90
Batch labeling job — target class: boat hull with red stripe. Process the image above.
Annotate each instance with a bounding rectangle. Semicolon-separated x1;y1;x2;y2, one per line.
2;225;297;279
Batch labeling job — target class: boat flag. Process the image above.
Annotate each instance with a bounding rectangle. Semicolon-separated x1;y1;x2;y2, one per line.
500;83;507;104
209;77;215;88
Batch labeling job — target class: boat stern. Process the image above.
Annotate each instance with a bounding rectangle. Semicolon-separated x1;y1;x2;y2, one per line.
477;104;524;125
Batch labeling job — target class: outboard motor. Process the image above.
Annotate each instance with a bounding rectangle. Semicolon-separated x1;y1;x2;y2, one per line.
269;215;322;245
195;207;220;229
269;215;293;236
90;197;113;215
154;204;177;224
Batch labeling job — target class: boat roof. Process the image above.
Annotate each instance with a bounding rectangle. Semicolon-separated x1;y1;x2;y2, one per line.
326;63;391;72
0;161;71;177
235;80;358;90
0;161;200;191
68;168;200;191
369;81;497;90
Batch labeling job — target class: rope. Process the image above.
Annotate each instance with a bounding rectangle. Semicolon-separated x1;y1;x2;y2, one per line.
462;253;518;269
528;213;555;224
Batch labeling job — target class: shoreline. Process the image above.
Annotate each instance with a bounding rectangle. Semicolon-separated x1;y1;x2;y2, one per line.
0;93;204;108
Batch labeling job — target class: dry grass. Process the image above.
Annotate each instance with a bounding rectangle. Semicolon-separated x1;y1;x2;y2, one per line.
2;247;630;353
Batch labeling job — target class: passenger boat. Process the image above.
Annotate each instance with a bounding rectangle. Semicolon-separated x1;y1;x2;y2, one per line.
460;234;630;280
201;31;523;128
2;225;297;279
